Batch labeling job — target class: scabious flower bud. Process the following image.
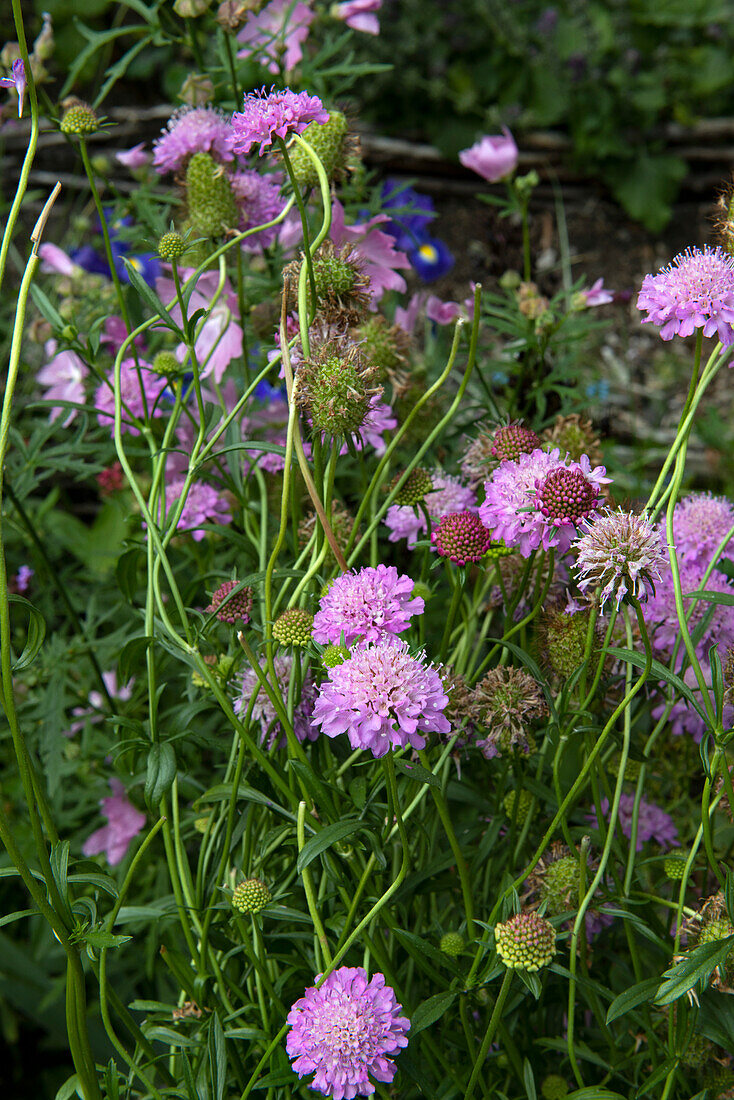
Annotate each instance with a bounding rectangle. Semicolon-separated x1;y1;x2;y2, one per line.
541;1075;569;1099
179;72;215;105
543;414;602;467
491;423;542;464
151;350;185;376
440;932;465;957
390;467;433;507
232;877;271;914
158;231;187;259
494;912;556;971
503;789;533;824
536;466;600;528
296;340;380;438
322;644;350;668
288;109;353;189
432;511;494;566
206;580;254;625
540;855;581;915
663;849;689;880
60;99;99;135
272;608;314;647
186;151;239;238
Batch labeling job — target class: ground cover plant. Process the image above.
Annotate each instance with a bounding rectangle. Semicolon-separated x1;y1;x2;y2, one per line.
4;3;734;1099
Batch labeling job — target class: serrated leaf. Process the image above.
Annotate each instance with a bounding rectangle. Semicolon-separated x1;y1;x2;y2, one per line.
83;930;133;949
654;938;734;1006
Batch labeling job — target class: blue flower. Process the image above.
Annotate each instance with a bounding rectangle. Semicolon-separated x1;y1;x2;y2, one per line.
381;180;435;252
408;234;454;282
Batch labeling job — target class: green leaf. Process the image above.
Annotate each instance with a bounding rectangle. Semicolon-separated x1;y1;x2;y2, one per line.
567;1091;627;1100
145;743;177;809
606;977;660;1023
8;594;46;672
393;759;441;788
119;258;185;339
0;909;35;929
606;153;687;233
208;1013;227;1100
55;1074;83;1100
686;588;734;607
118;635;154;685
296;821;364;873
410;991;457;1037
606;648;706;722
116;547;145;602
83;930;133;950
654;938;734;1006
523;1058;537;1100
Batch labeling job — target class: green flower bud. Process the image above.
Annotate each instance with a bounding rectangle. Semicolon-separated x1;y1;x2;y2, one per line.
503;789;533;825
541;1075;569;1099
389;468;433;507
60;100;99;135
272;608;314;647
439;932;465;957
158;231;187;260
232;877;271;914
494;912;556;971
322;644;350;668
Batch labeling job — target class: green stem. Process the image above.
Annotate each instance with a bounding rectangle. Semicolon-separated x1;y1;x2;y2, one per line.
464;969;514;1100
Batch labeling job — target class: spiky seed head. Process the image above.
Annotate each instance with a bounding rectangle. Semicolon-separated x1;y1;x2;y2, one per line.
297;340;380;438
232;878;271;914
356;314;409;378
540;855;581;915
288;110;352;189
60;99;99;135
389;467;433;507
439;932;465;957
541;1076;569;1100
308;242;371;325
543;414;602;467
494;911;556;971
206;580;254;625
186;151;239;238
272;608;314;647
158;231;187;259
322;644;350;668
539;605;595;678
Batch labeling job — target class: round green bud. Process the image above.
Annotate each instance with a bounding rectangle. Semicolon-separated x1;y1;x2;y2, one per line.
390;467;433;507
439;932;465;957
232;877;271;914
60;101;99;135
158;231;187;260
152;350;184;376
322;644;350;669
541;1075;569;1099
663;849;689;881
494;912;556;971
503;789;533;825
272;607;314;647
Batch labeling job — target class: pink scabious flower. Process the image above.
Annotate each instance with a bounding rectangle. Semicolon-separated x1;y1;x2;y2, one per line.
580;278;613;307
157;268;243;384
642;557;734;660
83;778;145;866
574;509;665;610
230;168;283;249
286;966;409;1099
354;396;397;455
95;358;165;434
166;479;232;541
39;242;80;277
432;511;493;565
670;492;734;566
313;565;424;646
586;793;678;852
637;246;734;345
235;653;316;749
152;106;234;175
311;638;450;757
426;295;462;325
230;86;328;157
459;129;518;183
116;142;150;170
385;472;477;547
330;199;410;304
237;0;315;75
37;341;89;426
0;58;26;117
333;0;382;35
480;448;610;558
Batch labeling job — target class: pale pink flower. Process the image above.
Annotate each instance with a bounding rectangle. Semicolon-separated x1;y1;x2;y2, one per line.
394;291;427;333
83;778;145;866
157;268;243;384
459;129;519;182
582;278;613;306
333;0;382;34
426;296;462;325
237;0;315;75
39;243;79;277
115;142;150;170
37;341;89;426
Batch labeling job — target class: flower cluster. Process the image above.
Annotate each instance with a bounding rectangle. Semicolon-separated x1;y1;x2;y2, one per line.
230;87;328;156
637;246;734;345
313;565;424;646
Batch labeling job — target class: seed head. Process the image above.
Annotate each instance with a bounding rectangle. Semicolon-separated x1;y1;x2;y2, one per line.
494;911;556;971
538;604;596;679
503;789;534;824
356;314;409;379
151;350;185;376
390;467;433;507
272;608;314;647
439;932;465;957
543;414;602;467
297;339;381;438
663;849;689;880
60;99;99;135
158;231;187;259
232;877;271;914
321;644;350;668
287;109;356;190
310;242;371;325
206;580;254;625
541;1076;569;1100
186;151;239;238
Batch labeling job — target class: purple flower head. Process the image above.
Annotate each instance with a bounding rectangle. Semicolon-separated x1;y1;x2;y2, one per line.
235;653;316;749
230;168;283;249
580;278;613;307
426;296;462;325
334;0;382;35
459;129;518;183
37;342;89;427
385;472;477;547
311;638;450;757
574;509;665;610
157;268;243;384
166;479;232;542
0;58;26;117
637;246;734;345
153;106;234;175
14;565;33;594
643;557;734;659
480;448;610;558
587;793;678;852
313;565;424;646
237;0;315;75
408;234;455;282
95;359;166;435
354;395;396;454
83;778;145;866
230;87;328;157
671;492;734;567
286;966;409;1098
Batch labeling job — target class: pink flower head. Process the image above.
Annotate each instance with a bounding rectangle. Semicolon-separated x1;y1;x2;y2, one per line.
157;268;243;384
39;242;80;277
230;86;328;157
581;278;613;307
432;511;493;565
333;0;382;35
670;491;734;567
37;341;89;426
0;58;26;117
83;778;145;866
587;793;678;852
116;142;150;170
166;479;232;541
637;246;734;345
230;168;284;249
574;509;665;610
95;358;166;435
355;396;397;454
426;295;462;325
642;557;734;660
286;966;409;1098
330;199;410;304
237;0;315;75
235;652;316;749
479;448;610;558
459;128;518;183
313;565;424;646
152;106;234;175
394;291;427;334
312;638;450;757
